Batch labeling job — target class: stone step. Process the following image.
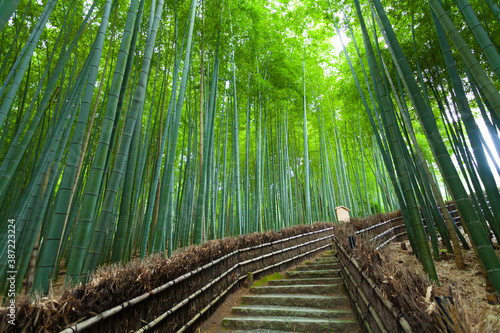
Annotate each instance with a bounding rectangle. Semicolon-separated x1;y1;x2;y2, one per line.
296;263;339;270
285;269;340;279
316;254;339;261
219;250;360;333
306;259;339;265
231;305;352;319
250;284;342;295
222;316;358;332
268;277;342;286
241;294;349;309
314;259;340;265
315;256;338;262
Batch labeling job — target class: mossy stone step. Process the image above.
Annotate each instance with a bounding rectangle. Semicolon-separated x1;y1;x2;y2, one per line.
295;263;339;270
314;259;340;265
306;259;339;264
220;250;360;333
250;284;341;295
315;256;338;262
241;294;349;309
231;305;352;319
268;277;342;286
222;315;358;332
285;269;340;279
316;254;338;260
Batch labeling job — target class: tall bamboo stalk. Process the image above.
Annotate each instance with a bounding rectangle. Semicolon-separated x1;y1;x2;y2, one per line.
373;0;500;294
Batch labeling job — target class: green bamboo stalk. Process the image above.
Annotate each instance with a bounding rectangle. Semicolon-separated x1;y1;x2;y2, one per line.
245;74;251;234
32;0;114;293
436;83;496;237
356;0;438;281
229;13;242;237
7;59;86;294
484;0;500;27
194;46;219;244
431;8;500;241
65;0;140;284
157;0;198;256
454;0;500;81
429;0;500;120
373;0;500;293
331;3;412;234
302;60;312;224
467;71;500;161
0;45;89;286
0;2;96;200
142;8;181;257
0;0;56;128
0;0;21;33
0;2;31;88
254;63;263;232
381;49;463;264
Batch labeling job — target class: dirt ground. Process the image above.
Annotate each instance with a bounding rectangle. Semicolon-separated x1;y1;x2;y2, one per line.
384;238;500;322
194;286;251;333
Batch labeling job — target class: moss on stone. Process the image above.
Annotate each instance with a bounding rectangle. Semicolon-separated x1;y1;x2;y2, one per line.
252;272;283;287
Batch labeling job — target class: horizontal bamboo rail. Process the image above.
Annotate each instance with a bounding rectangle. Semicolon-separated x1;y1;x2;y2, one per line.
335;202;473;331
355;202;464;250
356;202;461;236
61;203;467;332
334;239;413;333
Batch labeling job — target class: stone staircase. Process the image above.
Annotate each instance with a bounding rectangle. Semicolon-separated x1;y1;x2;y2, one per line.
221;250;360;332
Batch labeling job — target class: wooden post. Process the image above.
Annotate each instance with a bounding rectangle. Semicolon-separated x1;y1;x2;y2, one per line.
247;272;254;286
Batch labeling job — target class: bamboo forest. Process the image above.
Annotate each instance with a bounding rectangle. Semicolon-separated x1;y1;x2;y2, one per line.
1;0;500;318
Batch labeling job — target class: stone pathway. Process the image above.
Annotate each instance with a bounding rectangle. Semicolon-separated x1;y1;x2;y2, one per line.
221;250;361;332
